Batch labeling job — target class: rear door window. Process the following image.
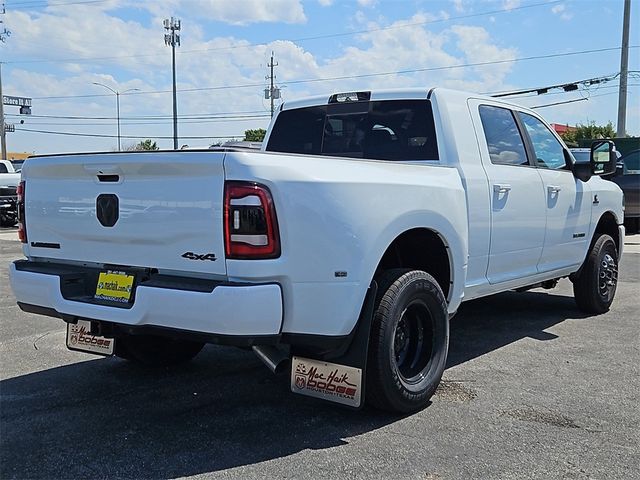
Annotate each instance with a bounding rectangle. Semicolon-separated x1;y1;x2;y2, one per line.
266;100;439;161
478;105;529;166
265;106;325;155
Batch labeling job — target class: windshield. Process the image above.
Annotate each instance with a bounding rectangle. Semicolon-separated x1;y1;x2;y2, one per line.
266;99;439;161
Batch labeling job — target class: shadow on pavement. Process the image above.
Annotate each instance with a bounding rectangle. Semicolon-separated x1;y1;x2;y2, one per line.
447;289;588;369
0;289;587;479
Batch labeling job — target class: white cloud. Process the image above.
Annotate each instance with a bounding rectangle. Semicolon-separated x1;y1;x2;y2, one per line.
452;0;465;13
3;7;523;153
357;0;377;7
183;0;307;25
502;0;521;10
138;0;306;25
318;0;334;6
450;25;518;90
551;4;573;20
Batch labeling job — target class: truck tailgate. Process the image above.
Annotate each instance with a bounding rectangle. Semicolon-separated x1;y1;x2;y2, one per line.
22;152;227;277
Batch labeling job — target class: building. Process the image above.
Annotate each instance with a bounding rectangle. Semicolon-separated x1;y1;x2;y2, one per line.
7;152;31;161
551;124;576;136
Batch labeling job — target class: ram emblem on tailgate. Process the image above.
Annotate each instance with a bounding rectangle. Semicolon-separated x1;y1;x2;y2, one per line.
96;194;119;227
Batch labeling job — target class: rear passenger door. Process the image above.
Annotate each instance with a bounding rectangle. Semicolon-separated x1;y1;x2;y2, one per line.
518;112;591;272
472;103;547;284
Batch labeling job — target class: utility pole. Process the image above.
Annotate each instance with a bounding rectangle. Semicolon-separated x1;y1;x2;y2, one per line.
1;2;10;160
265;52;280;118
0;63;6;160
616;0;631;138
164;17;181;149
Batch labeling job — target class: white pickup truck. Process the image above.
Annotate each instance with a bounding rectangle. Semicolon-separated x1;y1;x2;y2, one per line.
9;88;623;412
0;159;21;227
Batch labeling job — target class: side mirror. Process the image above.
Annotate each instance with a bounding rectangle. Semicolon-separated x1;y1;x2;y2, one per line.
590;140;617;177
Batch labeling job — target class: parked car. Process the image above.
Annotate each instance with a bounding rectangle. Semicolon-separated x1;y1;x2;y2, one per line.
10;159;26;173
614;149;640;233
0;160;20;227
570;147;621;163
571;148;639;233
9;88;623;413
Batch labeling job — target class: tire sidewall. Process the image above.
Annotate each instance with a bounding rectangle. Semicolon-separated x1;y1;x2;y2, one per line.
376;273;449;411
590;236;618;311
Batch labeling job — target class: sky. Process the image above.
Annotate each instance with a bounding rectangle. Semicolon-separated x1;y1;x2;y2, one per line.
1;0;639;154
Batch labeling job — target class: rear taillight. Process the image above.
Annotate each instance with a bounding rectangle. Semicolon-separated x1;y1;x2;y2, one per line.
17;180;27;244
224;181;280;259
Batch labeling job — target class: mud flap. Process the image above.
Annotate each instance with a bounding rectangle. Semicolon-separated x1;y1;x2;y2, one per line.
290;281;377;409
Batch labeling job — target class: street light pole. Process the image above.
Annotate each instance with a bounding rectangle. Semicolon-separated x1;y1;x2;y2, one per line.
116;90;121;151
92;82;140;151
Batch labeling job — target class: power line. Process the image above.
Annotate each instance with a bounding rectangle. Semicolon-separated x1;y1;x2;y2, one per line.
531;90;622;109
29;86;640;124
15;116;271;126
3;0;563;65
6;0;109;10
28;45;640;101
14;127;244;139
490;73;621;98
5;111;270;120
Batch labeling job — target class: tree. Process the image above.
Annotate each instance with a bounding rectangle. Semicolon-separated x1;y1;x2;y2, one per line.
560;121;616;146
135;139;159;151
244;129;266;142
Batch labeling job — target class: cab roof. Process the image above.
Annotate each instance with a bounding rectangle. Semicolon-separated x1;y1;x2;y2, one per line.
280;87;525;111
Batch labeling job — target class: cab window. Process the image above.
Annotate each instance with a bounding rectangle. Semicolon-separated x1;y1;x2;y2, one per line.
478;105;529;166
519;113;568;170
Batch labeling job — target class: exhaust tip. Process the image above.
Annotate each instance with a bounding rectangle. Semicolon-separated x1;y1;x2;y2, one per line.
252;345;290;374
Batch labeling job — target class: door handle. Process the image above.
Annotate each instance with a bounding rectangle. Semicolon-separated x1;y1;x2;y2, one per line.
493;184;512;194
547;185;562;194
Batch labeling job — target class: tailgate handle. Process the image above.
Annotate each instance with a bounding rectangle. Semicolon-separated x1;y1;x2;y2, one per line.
84;164;123;182
97;174;120;183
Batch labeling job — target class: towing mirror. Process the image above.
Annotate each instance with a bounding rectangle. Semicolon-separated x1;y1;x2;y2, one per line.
590;140;617;177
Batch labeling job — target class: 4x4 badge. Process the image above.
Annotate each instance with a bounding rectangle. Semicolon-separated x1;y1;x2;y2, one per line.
181;252;217;261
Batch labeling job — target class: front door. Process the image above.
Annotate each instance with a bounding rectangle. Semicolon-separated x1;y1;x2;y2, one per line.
518;112;592;272
472;102;547;284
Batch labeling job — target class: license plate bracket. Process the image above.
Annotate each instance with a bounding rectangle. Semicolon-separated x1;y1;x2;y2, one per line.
66;320;115;356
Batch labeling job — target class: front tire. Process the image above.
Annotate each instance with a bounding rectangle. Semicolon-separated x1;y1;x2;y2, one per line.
115;335;205;367
572;234;619;314
366;269;449;413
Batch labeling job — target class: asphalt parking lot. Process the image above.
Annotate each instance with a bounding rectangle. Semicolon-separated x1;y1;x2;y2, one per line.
1;227;638;480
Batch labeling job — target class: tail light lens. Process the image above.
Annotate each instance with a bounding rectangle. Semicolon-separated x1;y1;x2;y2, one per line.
17;180;27;243
224;181;280;259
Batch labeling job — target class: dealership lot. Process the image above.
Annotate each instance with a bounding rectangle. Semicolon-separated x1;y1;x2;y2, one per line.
1;228;638;480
